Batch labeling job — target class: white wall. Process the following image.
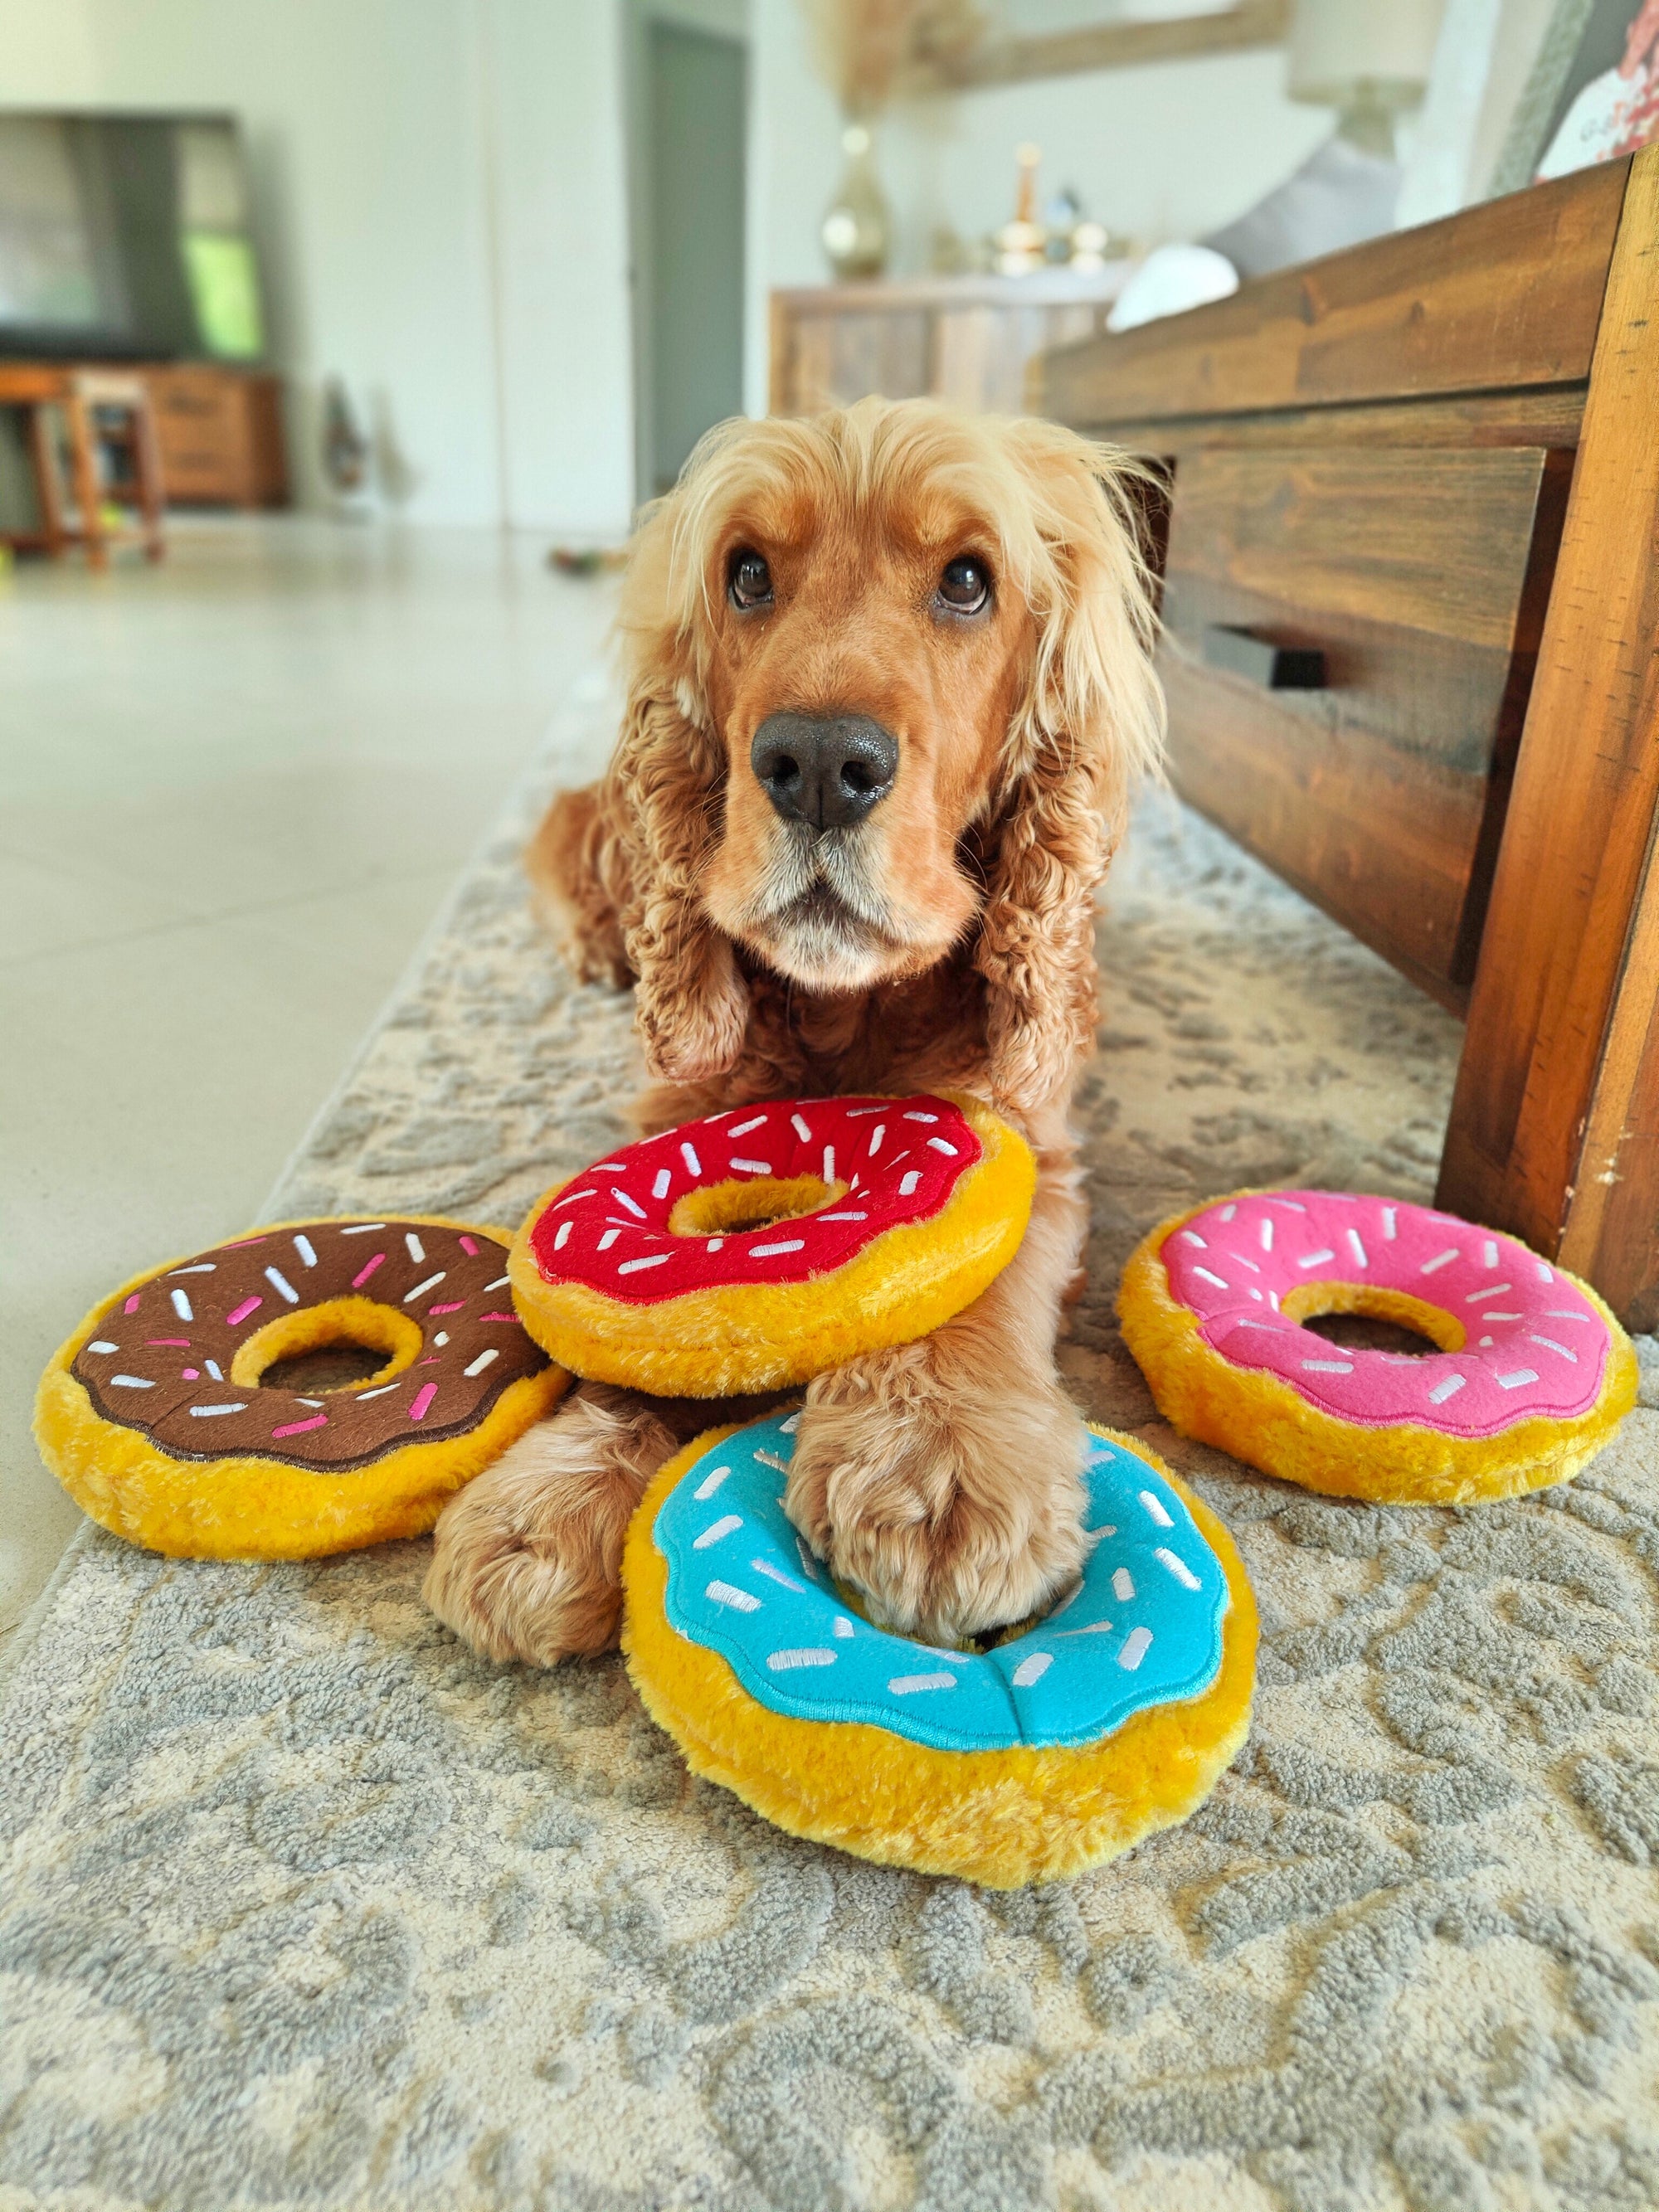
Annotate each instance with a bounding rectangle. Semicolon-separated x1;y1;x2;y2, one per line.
744;0;1330;413
1;0;637;534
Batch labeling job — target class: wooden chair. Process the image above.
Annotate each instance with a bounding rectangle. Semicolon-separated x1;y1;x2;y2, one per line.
0;362;166;568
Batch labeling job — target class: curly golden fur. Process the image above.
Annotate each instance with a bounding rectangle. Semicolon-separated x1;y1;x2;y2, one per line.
426;398;1163;1662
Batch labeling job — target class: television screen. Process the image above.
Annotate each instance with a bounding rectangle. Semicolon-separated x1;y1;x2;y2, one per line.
0;110;265;362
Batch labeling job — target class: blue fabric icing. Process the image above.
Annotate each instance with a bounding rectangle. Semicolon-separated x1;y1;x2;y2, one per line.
654;1413;1228;1753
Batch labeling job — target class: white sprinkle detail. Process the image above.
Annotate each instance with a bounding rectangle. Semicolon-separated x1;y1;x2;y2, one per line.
729;1158;771;1175
1118;1627;1154;1671
898;1171;922;1198
1181;1230;1207;1247
888;1671;956;1694
1193;1266;1230;1290
820;1211;868;1221
597;1228;620;1252
754;1447;791;1474
205;1360;222;1381
1302;1359;1355;1373
1297;1248;1336;1270
1219;1203;1237;1221
170;1289;193;1321
87;1340;119;1354
1112;1567;1136;1602
751;1239;805;1258
833;1616;854;1638
693;1465;731;1500
751;1558;806;1593
707;1580;761;1612
652;1167;671;1200
693;1514;742;1549
294;1234;317;1268
403;1272;445;1302
464;1349;499;1378
339;1223;387;1235
728;1114;767;1137
1467;1282;1513;1302
1496;1369;1540;1389
1381;1207;1397;1239
190;1402;246;1417
266;1268;299;1304
1428;1374;1467;1404
1260;1218;1273;1252
405;1232;425;1264
1421;1249;1459;1275
680;1140;702;1176
1138;1489;1175;1529
1347;1228;1369;1267
611;1187;646;1218
927;1137;958;1156
791;1112;812;1141
1483;1240;1499;1267
769;1648;838;1671
868;1124;884;1155
822;1145;835;1184
109;1374;154;1389
1011;1652;1053;1687
1156;1548;1203;1590
617;1254;670;1276
553;1219;572;1252
1529;1335;1578;1362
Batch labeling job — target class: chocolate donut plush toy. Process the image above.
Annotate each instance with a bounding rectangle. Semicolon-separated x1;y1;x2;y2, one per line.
36;1216;567;1559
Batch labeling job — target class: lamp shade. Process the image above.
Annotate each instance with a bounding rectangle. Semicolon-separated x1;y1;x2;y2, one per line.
1288;0;1445;105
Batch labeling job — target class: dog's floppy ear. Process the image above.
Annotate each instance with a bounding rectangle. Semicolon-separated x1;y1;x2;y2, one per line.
596;472;750;1086
974;425;1164;1116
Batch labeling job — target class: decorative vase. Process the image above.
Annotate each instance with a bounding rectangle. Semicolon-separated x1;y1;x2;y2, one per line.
820;123;892;280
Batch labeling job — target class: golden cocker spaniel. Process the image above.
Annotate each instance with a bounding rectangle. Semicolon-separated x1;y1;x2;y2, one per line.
425;397;1164;1665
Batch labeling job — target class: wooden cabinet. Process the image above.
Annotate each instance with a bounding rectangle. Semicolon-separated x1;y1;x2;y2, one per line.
1036;148;1659;1327
770;270;1130;417
139;366;289;508
1155;442;1569;1005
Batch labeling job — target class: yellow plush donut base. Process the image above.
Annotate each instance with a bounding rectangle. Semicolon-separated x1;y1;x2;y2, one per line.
509;1091;1037;1398
622;1422;1257;1888
1118;1195;1640;1506
34;1216;569;1562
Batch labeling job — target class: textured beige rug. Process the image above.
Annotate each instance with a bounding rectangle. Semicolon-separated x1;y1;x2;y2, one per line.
5;683;1659;2212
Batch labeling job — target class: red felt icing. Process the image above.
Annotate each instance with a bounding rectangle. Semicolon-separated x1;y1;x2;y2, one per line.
527;1096;982;1305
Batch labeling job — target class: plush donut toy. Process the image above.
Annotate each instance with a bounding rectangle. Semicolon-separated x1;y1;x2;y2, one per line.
509;1092;1035;1397
35;1217;567;1559
1119;1189;1638;1505
622;1411;1258;1886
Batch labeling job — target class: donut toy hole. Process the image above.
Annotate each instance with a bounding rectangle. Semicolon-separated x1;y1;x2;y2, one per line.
1280;1280;1465;1357
668;1174;847;1239
229;1296;426;1394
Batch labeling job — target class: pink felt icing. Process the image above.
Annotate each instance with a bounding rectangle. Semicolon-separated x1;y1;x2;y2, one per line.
1160;1192;1610;1437
528;1096;981;1305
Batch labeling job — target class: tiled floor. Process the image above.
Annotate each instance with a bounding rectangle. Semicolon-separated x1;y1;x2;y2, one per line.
0;517;618;1637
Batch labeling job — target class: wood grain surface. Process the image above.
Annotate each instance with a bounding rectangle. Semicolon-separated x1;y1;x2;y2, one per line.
1037;160;1627;426
1439;149;1659;1326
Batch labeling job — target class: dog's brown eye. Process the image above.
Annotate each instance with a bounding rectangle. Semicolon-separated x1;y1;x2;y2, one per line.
938;556;990;615
728;547;773;610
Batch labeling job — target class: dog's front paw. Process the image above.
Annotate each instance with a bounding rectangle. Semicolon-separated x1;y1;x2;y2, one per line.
423;1388;674;1666
785;1343;1089;1646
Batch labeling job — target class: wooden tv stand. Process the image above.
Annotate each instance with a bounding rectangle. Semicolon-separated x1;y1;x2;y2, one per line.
1038;147;1659;1328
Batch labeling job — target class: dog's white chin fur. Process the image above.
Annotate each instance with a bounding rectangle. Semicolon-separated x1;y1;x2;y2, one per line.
713;824;950;993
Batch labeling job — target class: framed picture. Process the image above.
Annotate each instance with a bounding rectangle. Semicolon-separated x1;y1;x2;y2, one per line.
1490;0;1659;193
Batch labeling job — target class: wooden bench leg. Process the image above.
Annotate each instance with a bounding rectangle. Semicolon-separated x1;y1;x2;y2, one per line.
1437;148;1659;1330
63;391;108;571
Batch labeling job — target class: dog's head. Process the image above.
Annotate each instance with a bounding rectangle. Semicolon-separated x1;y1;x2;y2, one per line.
607;399;1162;1111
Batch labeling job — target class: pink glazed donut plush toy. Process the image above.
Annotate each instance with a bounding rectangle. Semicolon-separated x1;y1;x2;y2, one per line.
1119;1189;1637;1505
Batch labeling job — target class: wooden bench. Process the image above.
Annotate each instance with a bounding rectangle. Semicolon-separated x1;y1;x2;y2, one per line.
1036;147;1659;1329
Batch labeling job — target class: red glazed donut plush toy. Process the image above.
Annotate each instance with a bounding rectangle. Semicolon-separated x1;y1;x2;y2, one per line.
1119;1189;1638;1505
508;1091;1035;1395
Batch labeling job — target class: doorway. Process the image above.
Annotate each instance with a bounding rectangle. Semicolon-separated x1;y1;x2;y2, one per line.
636;17;747;500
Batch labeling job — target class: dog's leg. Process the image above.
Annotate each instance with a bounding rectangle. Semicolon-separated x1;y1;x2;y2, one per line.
423;1382;676;1665
423;1379;793;1665
786;1154;1090;1646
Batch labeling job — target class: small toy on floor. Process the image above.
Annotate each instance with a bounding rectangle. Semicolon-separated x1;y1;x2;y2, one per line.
35;1216;567;1559
508;1091;1035;1395
622;1411;1258;1887
1119;1189;1638;1505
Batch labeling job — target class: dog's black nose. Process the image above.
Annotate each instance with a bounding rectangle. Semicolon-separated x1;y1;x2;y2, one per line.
751;713;898;831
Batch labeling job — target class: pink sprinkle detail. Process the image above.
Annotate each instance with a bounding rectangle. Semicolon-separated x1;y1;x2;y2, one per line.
124;1295;141;1314
182;1368;200;1380
148;1338;191;1347
427;1300;465;1315
417;1356;441;1365
351;1252;386;1289
459;1236;479;1256
223;1236;269;1248
478;1311;520;1325
226;1296;262;1328
409;1383;438;1422
271;1413;328;1439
